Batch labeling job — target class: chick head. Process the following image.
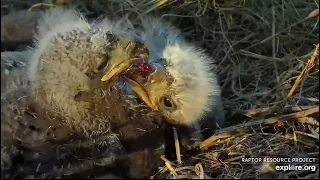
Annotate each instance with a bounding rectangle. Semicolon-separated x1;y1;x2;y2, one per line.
101;18;224;128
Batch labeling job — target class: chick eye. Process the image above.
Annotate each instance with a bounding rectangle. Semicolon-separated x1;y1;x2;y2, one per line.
162;96;174;109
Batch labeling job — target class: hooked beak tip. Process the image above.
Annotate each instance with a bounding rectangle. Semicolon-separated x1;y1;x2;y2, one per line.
101;74;110;82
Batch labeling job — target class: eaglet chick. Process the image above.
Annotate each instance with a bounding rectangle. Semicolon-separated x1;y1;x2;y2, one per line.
1;7;226;178
1;8;164;178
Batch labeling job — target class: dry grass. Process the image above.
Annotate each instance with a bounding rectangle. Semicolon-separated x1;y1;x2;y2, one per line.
155;105;319;179
1;0;319;179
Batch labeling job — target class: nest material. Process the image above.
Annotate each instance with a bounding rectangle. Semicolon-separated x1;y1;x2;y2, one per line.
153;105;319;179
1;0;319;179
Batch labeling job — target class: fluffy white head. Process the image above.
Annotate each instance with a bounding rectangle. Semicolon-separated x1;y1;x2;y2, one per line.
125;18;223;126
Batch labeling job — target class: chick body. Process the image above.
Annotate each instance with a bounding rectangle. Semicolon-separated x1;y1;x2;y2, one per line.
26;7;225;134
1;9;163;178
1;6;226;178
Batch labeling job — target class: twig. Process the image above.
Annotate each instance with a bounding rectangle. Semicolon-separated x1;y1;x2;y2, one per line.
160;155;178;179
290;106;319;112
245;105;317;117
216;106;319;135
287;43;319;98
194;163;204;179
293;129;298;146
295;131;319;140
200;133;232;150
308;125;319;140
172;127;182;164
150;166;168;179
199;107;319;150
246;107;272;117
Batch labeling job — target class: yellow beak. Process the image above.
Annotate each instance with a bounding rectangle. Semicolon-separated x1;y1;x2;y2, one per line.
101;59;159;111
121;63;169;111
122;76;158;110
100;58;140;82
100;38;168;111
101;38;148;82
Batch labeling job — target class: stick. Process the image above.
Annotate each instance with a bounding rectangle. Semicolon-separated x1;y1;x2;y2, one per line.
160;155;178;179
172;127;182;164
287;43;319;98
218;106;319;134
200;106;319;150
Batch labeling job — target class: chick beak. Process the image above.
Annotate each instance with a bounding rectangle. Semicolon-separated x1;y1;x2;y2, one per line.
101;38;149;82
122;75;158;111
100;57;142;82
122;63;168;111
99;38;164;111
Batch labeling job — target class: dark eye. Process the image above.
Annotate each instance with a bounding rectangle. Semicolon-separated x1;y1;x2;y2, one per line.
162;96;174;108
